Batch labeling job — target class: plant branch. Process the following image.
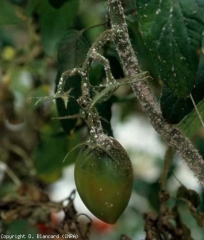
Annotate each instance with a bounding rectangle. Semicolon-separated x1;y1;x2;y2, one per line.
160;147;174;191
80;22;106;34
108;0;204;186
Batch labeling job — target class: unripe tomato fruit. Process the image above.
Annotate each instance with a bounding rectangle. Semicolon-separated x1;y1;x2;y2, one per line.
74;137;133;224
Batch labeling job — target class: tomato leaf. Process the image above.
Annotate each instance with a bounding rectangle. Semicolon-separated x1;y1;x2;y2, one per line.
9;0;26;7
96;98;113;137
161;33;204;124
48;0;69;9
39;0;79;55
34;133;68;182
0;1;22;26
177;98;204;137
122;0;136;13
161;86;193;124
56;30;90;135
136;0;204;97
57;30;90;72
25;0;38;16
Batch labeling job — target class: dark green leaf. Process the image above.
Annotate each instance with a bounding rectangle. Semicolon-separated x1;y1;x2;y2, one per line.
57;30;90;71
96;98;113;137
39;0;79;55
197;34;204;85
9;0;26;6
0;1;22;26
161;34;204;124
7;220;38;238
34;133;68;182
136;0;204;97
122;0;136;13
161;86;193;124
177;99;204;137
105;50;124;80
25;0;38;16
56;30;90;135
48;0;69;9
0;29;14;48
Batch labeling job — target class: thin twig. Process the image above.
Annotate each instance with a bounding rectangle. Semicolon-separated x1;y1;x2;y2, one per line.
0;161;21;186
160;147;174;191
190;93;204;127
6;167;22;186
80;22;106;34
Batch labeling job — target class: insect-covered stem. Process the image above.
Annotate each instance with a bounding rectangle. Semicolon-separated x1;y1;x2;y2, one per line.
108;0;204;186
63;31;116;141
78;32;115;139
87;108;104;142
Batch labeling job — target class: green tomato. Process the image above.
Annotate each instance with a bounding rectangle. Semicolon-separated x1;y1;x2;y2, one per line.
74;137;133;224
